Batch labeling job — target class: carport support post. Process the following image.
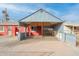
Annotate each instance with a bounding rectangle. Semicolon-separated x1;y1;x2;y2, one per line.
72;26;74;33
42;26;43;36
25;26;26;38
18;24;21;40
41;23;44;36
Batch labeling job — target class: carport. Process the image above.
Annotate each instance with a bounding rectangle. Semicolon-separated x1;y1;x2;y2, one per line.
19;9;63;40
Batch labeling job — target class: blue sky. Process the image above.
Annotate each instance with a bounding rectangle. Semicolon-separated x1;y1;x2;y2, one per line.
0;3;79;23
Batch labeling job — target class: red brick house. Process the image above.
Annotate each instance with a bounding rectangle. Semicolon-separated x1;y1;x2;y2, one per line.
0;21;19;37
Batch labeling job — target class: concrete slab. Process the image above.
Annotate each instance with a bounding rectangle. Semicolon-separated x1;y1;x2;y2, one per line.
0;36;79;56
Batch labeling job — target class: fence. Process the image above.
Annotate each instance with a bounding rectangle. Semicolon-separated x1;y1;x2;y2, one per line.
58;31;76;46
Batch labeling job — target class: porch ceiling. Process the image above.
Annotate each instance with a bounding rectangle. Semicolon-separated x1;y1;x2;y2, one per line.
20;22;62;26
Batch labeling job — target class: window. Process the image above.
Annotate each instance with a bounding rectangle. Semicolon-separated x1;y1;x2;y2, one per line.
0;26;4;32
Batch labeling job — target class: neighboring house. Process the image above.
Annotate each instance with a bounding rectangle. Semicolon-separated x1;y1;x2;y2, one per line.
0;21;19;36
64;23;79;46
0;8;78;46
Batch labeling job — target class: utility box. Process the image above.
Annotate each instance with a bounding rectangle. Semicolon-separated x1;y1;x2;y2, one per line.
17;32;27;40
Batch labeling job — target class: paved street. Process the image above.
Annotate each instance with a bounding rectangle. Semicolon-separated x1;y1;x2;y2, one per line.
0;36;79;56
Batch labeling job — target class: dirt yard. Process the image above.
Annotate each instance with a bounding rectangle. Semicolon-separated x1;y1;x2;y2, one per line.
0;36;79;56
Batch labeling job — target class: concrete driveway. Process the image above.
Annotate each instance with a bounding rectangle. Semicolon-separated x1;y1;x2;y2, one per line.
0;36;79;56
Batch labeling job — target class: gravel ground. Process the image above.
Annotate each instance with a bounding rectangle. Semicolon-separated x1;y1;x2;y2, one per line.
0;36;79;56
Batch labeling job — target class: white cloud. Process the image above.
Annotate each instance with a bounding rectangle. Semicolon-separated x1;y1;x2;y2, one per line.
61;4;79;23
0;4;35;13
0;3;60;15
45;8;60;16
0;4;20;11
0;4;37;21
0;3;61;21
34;4;60;16
62;13;79;23
62;14;79;21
